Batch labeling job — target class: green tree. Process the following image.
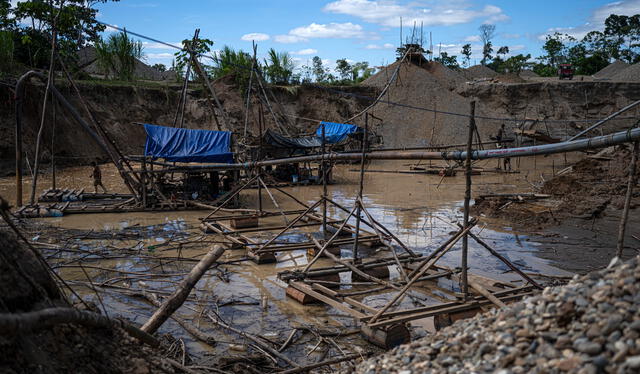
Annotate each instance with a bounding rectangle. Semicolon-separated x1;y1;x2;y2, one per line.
264;48;294;84
541;32;566;67
461;43;472;67
434;52;460;69
13;0;118;67
502;54;531;73
152;63;166;72
479;24;495;65
351;61;375;82
94;31;143;81
604;14;640;63
312;56;326;82
335;58;352;81
174;35;214;80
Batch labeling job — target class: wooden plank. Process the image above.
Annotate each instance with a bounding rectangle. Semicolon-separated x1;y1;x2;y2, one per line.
289;282;366;318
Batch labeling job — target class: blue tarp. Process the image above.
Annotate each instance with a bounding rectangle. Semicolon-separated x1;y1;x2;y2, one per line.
316;122;361;144
144;124;234;163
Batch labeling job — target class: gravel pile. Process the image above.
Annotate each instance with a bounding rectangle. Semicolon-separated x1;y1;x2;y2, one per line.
519;70;539;78
594;61;630;79
360;61;471;147
355;256;640;374
420;61;467;90
611;63;640;82
463;65;498;80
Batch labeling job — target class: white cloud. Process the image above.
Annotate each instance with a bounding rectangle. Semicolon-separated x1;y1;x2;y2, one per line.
291;48;318;55
365;43;395;49
324;0;509;27
275;22;375;43
464;35;481;42
275;34;308;43
292;22;366;38
538;0;640;40
241;33;270;42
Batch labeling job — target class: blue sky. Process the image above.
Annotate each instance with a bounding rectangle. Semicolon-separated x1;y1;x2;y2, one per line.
95;0;640;70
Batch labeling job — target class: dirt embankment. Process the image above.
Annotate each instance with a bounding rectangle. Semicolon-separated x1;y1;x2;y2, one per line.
473;145;640;229
0;76;373;176
0;226;175;373
460;81;640;141
359;60;640;148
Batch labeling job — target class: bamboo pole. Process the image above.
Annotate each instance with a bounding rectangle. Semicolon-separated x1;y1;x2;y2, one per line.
141;245;225;334
616;141;639;259
322;123;328;238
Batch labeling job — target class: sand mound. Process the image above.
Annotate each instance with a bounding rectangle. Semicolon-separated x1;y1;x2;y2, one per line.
519;70;539;78
594;61;629;79
611;63;640;82
463;65;498;80
419;61;467;90
360;61;470;147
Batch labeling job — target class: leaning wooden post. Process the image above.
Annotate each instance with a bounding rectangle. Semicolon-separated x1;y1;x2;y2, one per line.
462;101;476;299
321;122;327;238
616;141;639;259
141;157;147;208
142;245;226;334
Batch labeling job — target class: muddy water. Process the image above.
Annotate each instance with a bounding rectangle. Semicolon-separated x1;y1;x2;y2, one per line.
0;154;579;363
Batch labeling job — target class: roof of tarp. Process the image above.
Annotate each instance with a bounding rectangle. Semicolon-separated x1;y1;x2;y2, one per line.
264;122;362;149
264;129;323;149
144;124;234;163
317;122;362;143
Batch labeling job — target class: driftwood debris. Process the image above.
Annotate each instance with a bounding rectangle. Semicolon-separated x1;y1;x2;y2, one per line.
141;245;225;334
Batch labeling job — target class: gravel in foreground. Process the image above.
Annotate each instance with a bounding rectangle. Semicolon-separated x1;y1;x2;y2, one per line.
354;256;640;374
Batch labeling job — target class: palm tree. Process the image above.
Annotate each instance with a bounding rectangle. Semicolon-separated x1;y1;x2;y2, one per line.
264;48;294;84
95;31;143;81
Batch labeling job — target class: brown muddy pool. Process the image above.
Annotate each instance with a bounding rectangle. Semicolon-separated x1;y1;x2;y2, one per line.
0;155;578;364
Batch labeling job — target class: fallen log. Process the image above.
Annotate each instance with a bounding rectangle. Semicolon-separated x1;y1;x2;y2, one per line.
141;245;226;334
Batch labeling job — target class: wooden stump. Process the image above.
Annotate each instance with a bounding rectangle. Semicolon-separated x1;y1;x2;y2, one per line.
361;323;411;350
230;216;259;229
285;286;319;304
247;250;276;264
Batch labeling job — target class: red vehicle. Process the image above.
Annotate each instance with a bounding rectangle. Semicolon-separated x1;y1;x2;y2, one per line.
558;64;574;80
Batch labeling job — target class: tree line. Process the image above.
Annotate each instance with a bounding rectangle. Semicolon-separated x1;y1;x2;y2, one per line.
427;13;639;76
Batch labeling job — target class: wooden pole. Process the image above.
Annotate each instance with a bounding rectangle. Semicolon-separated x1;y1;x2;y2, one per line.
258;102;264;212
462;101;475;299
616;141;639;259
51;90;56;190
30;27;57;205
322;122;328;238
352;114;368;262
141;157;147;208
243;42;257;138
141;245;225;334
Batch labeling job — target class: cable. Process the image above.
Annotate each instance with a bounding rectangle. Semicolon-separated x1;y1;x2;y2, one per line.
95;20;639;125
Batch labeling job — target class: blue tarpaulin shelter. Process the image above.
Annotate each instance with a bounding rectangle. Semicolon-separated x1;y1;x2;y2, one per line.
316;122;361;144
143;124;234;163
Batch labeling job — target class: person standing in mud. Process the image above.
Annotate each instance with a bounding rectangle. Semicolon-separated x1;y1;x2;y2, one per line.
495;124;512;171
90;161;108;193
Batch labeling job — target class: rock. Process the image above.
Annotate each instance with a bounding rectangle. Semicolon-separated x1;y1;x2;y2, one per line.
625;355;640;369
557;356;583;371
576;342;602;355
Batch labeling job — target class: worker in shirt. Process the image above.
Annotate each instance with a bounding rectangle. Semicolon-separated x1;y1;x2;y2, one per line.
90;161;108;193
